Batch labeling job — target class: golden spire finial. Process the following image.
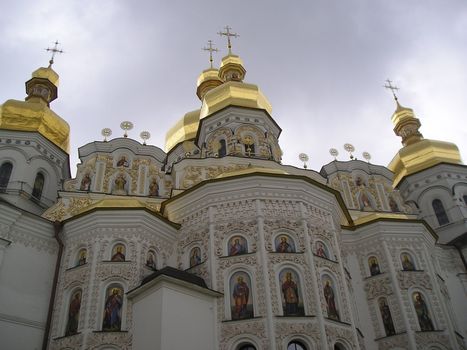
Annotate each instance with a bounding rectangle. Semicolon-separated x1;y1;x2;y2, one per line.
384;79;400;101
202;40;219;69
45;40;64;67
218;25;239;54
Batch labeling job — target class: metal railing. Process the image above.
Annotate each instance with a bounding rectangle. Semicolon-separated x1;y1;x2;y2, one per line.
0;181;55;208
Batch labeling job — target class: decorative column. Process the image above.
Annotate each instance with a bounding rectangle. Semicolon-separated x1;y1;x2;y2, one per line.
299;202;328;349
255;199;276;349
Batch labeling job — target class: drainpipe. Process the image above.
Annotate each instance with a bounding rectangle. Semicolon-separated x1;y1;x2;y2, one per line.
42;220;64;350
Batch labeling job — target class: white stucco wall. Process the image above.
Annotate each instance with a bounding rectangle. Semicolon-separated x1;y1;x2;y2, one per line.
131;278;217;350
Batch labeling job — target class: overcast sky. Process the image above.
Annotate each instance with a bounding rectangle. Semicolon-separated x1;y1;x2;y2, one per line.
1;0;466;175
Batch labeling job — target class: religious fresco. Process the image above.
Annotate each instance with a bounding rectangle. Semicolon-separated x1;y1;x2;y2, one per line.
76;249;87;266
279;269;304;316
145;250;157;269
148;177;159;196
102;285;123;331
228;236;248;256
111;244;126;262
388;196;400;212
315;241;330;259
275;235;296;253
368;256;381;276
80;173;92;191
113;174;127;194
412;292;435;331
322;276;339;321
378;297;395;336
230;272;254;320
65;289;82;336
116;156;130;167
401;253;416;271
189;247;202;267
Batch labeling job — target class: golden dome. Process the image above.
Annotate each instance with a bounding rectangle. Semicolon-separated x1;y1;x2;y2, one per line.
389;101;462;186
218;54;246;82
199;81;272;120
196;68;223;100
165;109;200;152
31;66;59;86
0;66;70;153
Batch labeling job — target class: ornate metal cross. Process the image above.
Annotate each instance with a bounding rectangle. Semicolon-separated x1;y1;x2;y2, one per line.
217;25;239;54
202;40;219;68
384;79;399;100
45;40;64;67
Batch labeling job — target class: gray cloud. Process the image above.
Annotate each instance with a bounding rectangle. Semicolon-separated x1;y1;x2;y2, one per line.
1;0;466;174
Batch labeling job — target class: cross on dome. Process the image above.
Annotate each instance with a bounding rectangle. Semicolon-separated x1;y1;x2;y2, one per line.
45;40;64;67
217;25;239;54
202;40;219;68
384;79;399;101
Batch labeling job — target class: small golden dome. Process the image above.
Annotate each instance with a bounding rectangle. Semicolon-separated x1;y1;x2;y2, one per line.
165;109;200;152
31;66;59;87
0;66;69;152
196;68;223;100
199;81;272;120
389;101;463;186
218;54;246;82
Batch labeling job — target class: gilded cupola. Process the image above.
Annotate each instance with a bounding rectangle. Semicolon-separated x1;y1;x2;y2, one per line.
388;99;462;187
0;61;70;153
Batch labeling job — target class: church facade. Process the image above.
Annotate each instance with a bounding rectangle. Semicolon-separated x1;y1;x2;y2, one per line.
0;47;466;350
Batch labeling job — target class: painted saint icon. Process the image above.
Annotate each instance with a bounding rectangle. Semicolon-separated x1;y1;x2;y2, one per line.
102;286;123;331
189;247;201;267
111;244;126;262
280;269;304;316
77;249;87;266
315;241;329;259
378;297;396;336
228;236;248;256
401;253;415;271
275;235;296;253
230;272;253;320
413;292;434;331
116;156;129;167
323;277;339;321
80;173;92;191
148;178;159;196
146;250;157;269
65;290;82;336
368;256;381;276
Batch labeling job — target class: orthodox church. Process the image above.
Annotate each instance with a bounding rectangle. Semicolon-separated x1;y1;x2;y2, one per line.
0;36;466;350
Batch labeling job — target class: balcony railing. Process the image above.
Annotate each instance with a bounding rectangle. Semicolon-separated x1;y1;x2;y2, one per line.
0;181;55;208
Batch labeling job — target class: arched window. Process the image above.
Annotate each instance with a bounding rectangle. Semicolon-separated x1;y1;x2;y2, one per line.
65;289;82;336
0;162;13;191
76;249;87;267
31;172;45;200
146;250;157;269
288;341;307;350
227;235;248;256
432;199;449;226
412;292;435;331
102;284;124;331
110;244;126;262
279;268;305;316
274;234;296;253
378;297;396;336
368;256;381;276
238;344;256;350
189;247;201;267
219;139;227;157
230;271;254;320
401;252;416;271
315;241;330;259
322;275;340;321
463;194;467;205
334;344;347;350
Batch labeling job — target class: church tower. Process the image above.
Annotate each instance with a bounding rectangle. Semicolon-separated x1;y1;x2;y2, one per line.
0;49;71;215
